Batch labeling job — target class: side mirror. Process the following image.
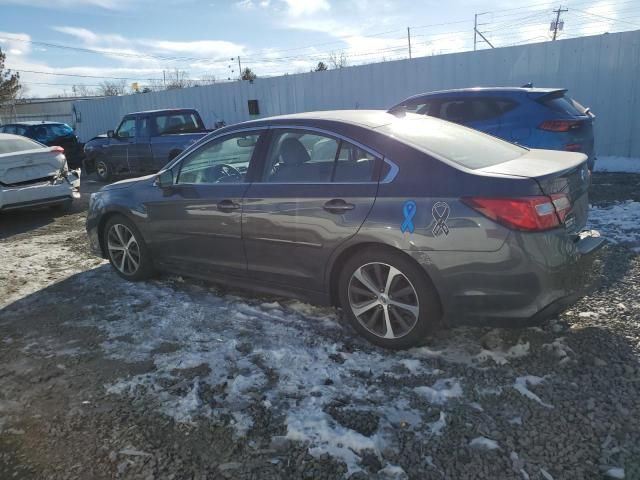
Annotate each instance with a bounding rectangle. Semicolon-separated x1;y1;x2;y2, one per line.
107;130;115;138
237;137;256;147
155;170;174;188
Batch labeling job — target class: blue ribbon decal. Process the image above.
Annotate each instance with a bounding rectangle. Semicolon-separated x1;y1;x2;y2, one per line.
401;200;417;233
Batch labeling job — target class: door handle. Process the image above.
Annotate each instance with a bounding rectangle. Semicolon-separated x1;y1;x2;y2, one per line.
217;199;241;212
323;199;355;214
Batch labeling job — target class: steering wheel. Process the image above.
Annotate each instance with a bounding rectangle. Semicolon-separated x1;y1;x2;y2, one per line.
216;163;242;178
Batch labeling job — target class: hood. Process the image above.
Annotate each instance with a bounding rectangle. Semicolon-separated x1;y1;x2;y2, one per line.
99;174;155;192
0;148;65;184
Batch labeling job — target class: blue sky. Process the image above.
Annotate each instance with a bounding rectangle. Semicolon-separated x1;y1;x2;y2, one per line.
0;0;635;97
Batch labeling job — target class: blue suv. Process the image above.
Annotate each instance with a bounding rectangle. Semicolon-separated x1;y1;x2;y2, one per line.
388;87;596;171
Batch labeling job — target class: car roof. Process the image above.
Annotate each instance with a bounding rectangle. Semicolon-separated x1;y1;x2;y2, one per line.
396;87;565;102
3;121;68;126
127;108;199;116
234;110;399;129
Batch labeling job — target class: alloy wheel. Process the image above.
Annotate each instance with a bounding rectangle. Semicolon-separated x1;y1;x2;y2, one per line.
107;223;141;275
348;262;419;339
96;161;108;179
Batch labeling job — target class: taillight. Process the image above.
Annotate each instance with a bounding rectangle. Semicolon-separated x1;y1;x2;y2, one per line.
51;146;65;153
462;194;571;232
539;120;583;132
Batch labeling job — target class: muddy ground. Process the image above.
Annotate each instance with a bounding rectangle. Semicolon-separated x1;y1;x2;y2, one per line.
0;174;639;480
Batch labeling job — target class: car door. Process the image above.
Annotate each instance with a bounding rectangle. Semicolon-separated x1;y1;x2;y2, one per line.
144;129;266;278
106;115;136;173
130;115;154;172
242;128;380;293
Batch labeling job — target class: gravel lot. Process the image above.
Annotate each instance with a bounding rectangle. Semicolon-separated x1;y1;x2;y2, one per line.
0;173;639;480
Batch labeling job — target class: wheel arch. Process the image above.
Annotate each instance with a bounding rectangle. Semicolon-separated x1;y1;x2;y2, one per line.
327;241;444;317
96;208;140;257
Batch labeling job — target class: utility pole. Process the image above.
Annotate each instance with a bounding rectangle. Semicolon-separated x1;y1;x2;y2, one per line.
163;70;166;89
407;27;412;59
552;5;568;40
237;56;242;78
474;12;491;51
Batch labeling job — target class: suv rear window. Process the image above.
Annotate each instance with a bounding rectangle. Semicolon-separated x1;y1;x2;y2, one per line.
378;115;527;169
154;112;205;135
0;136;42;155
31;123;74;143
539;92;586;116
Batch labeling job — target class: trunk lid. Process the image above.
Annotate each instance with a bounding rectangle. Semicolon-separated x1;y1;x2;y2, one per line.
478;149;590;232
0;148;66;185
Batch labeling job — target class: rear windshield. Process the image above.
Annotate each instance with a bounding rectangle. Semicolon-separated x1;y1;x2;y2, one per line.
0;136;43;155
154;112;206;135
540;93;587;116
31;124;74;143
377;115;527;169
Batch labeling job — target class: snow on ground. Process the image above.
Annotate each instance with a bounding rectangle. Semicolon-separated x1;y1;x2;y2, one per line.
513;376;554;409
52;266;542;475
595;156;640;174
0;231;105;309
588;201;640;251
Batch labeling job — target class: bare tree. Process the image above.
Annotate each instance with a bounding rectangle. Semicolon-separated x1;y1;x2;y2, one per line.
97;80;127;96
0;48;22;102
165;69;195;89
240;67;257;81
72;84;95;97
328;51;348;69
196;74;217;86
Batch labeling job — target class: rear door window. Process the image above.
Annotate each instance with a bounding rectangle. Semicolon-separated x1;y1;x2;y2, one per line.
262;131;379;183
438;98;515;123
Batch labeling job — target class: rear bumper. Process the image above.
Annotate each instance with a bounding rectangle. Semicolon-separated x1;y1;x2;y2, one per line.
0;170;81;212
409;229;606;327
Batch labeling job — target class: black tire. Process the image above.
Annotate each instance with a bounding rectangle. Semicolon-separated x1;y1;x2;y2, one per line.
95;157;112;182
338;247;441;350
102;214;155;281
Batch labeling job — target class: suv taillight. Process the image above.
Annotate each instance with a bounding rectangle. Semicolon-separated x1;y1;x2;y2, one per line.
462;194;571;232
51;146;65;153
539;120;583;132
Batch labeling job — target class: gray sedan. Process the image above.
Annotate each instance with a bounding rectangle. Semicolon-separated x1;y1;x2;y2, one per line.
86;111;604;349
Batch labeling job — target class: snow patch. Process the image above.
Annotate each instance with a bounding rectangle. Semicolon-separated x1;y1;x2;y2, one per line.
469;436;500;450
514;376;554;408
603;467;625;479
588;201;640;247
414;378;463;405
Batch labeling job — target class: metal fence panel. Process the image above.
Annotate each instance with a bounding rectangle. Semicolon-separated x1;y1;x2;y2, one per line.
73;30;640;157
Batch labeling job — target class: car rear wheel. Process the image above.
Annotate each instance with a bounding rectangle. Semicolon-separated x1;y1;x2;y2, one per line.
103;215;154;281
338;247;440;349
95;159;112;182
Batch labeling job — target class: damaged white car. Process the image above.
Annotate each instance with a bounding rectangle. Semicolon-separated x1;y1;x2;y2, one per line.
0;133;80;212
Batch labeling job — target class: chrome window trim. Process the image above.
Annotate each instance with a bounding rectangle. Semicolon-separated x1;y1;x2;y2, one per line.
381;158;399;184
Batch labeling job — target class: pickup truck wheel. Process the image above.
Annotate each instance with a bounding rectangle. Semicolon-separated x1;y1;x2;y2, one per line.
95;159;112;182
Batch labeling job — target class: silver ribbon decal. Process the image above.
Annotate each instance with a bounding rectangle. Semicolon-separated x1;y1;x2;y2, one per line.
432;201;450;236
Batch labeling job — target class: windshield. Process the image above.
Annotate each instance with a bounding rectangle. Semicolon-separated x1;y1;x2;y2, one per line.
377;115;527;169
0;136;43;155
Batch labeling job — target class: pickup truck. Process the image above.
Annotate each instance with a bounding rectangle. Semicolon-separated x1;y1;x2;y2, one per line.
83;108;210;181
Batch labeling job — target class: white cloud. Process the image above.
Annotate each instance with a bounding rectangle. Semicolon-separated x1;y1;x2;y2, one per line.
282;0;330;17
0;0;130;9
0;32;31;57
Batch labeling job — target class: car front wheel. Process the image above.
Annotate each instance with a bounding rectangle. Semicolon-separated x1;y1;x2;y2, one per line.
95;158;112;182
103;215;154;281
338;247;441;349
